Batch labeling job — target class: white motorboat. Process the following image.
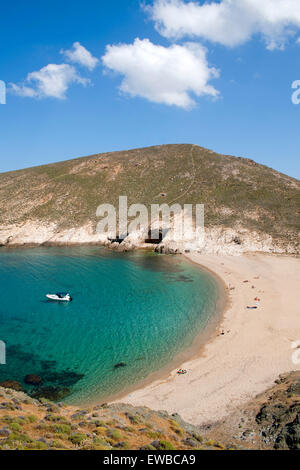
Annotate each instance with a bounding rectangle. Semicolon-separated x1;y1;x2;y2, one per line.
46;292;72;302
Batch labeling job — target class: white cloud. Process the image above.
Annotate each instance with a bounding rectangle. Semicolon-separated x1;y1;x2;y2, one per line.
102;38;219;108
9;83;37;98
61;42;99;70
149;0;300;50
10;63;89;99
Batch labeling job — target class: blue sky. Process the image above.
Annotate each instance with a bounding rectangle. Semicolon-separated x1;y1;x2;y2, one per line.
0;0;300;178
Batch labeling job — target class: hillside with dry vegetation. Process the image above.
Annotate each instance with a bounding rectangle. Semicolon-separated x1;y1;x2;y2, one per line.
203;371;300;450
0;385;227;451
0;144;299;251
0;371;299;450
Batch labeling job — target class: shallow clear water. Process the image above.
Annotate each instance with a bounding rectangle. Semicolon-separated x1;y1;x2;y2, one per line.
0;247;220;404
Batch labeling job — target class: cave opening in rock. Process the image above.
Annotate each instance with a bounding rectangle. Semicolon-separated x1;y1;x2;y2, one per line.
145;229;163;244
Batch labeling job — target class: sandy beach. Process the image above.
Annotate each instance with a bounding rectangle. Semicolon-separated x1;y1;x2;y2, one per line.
116;253;300;426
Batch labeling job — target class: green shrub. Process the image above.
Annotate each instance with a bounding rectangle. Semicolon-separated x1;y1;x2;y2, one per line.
90;443;110;450
148;431;162;439
205;439;215;447
51;439;67;449
94;420;106;427
141;444;156;451
145;422;153;429
215;442;225;450
25;415;38;424
46;414;64;422
93;437;109;446
111;429;122;440
3;416;24;426
69;433;87;445
6;432;33;446
39;398;51;405
124;426;135;433
54;423;71;435
9;422;22;432
191;432;203;443
169;419;179;428
159;440;175;450
25;441;48;450
114;441;130;450
129;415;142;425
3;439;24;450
36;423;52;431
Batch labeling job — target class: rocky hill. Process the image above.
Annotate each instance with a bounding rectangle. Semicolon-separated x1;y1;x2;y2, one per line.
203;371;300;450
0;144;299;254
0;385;226;451
0;371;299;450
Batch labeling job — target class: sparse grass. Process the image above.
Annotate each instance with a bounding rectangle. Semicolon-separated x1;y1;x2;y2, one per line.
25;441;48;450
148;431;162;439
94;420;106;427
95;426;107;436
124;426;135;433
111;429;122;440
215;442;226;450
51;439;67;449
26;415;38;423
159;440;175;450
54;423;72;435
3;370;299;451
205;439;215;447
69;433;87;445
169;419;184;436
141;444;156;450
9;422;22;432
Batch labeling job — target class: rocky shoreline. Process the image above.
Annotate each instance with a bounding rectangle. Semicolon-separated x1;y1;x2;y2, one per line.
0;220;298;255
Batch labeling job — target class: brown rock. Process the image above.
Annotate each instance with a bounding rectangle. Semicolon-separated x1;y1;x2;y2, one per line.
24;374;43;386
0;380;23;391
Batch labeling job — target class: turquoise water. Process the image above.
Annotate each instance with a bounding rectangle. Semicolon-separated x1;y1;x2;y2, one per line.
0;247;220;404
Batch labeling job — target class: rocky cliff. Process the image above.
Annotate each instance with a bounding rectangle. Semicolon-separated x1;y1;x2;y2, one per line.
202;371;300;450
